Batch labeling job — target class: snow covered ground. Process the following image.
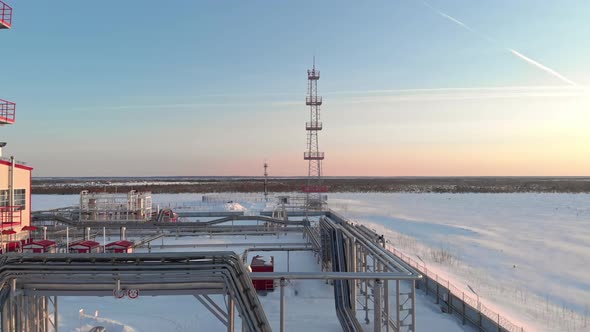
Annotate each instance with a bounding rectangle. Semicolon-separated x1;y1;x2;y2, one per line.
329;193;590;332
33;193;472;332
31;193;590;331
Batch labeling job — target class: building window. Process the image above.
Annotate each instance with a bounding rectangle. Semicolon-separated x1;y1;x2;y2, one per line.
0;190;7;208
0;189;26;210
14;189;26;210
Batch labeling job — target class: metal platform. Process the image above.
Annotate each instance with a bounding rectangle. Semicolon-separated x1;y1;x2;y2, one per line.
0;99;15;125
0;1;11;30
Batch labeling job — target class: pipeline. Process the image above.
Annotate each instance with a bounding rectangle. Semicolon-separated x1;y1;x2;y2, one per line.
0;252;271;332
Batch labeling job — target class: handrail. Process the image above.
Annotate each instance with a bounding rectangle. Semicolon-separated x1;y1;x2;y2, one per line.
0;99;16;123
0;1;12;28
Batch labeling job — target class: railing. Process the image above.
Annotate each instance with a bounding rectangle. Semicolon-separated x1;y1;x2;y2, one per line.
306;96;323;105
0;99;16;123
0;1;12;28
307;69;320;79
385;244;525;332
305;121;323;130
0;206;22;227
0;156;27;165
304;151;324;160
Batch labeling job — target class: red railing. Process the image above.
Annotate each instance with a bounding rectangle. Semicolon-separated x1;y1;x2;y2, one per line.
0;1;12;29
0;99;16;124
0;206;22;227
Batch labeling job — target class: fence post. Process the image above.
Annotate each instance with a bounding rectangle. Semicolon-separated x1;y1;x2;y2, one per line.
436;275;439;304
478;306;482;330
425;270;429;296
462;292;466;325
497;313;501;332
448;281;452;314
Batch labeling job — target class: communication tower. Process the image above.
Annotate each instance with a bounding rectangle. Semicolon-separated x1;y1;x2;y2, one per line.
303;59;327;211
0;0;15;125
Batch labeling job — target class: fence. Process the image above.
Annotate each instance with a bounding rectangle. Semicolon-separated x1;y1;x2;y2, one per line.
385;244;525;332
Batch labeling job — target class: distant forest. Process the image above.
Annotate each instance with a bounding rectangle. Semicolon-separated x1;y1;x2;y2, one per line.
32;177;590;194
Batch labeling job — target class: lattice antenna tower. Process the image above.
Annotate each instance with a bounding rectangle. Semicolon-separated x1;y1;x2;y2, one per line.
0;1;16;127
303;58;327;211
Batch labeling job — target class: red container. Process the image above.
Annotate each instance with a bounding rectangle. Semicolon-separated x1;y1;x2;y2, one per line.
251;255;274;291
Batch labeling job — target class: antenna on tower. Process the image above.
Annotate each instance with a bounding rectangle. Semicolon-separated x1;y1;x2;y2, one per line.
263;161;269;202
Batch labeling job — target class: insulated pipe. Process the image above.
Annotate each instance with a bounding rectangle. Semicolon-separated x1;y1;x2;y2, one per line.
374;279;382;332
0;252;271;332
324;217;419;278
228;296;235;332
280;278;286;332
8;157;14;209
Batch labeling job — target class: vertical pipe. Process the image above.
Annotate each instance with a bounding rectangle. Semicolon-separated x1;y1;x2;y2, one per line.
43;226;47;240
287;250;290;272
66;227;69;253
227;297;235;332
1;293;9;332
44;296;48;332
396;280;400;330
103;227;106;253
24;295;29;332
54;296;58;332
280;278;286;332
364;248;369;324
350;240;357;312
9;156;14;209
412;279;416;331
10;278;17;332
384;274;390;332
374;279;382;332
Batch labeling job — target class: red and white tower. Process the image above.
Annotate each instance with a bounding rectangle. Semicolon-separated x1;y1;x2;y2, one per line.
0;0;15;125
303;59;327;211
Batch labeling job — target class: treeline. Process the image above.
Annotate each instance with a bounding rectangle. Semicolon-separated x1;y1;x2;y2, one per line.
31;177;590;194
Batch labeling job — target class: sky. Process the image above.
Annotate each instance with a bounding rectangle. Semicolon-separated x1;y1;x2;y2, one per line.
1;0;589;177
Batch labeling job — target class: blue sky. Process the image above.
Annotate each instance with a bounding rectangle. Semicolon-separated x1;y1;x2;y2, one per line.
1;0;589;176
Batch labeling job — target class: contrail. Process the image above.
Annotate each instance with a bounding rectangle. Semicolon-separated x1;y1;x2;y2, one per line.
418;1;578;86
508;49;578;86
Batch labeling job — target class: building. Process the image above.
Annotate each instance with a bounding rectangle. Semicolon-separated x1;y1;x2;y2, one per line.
69;240;101;253
105;240;134;253
22;239;57;253
0;156;33;252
